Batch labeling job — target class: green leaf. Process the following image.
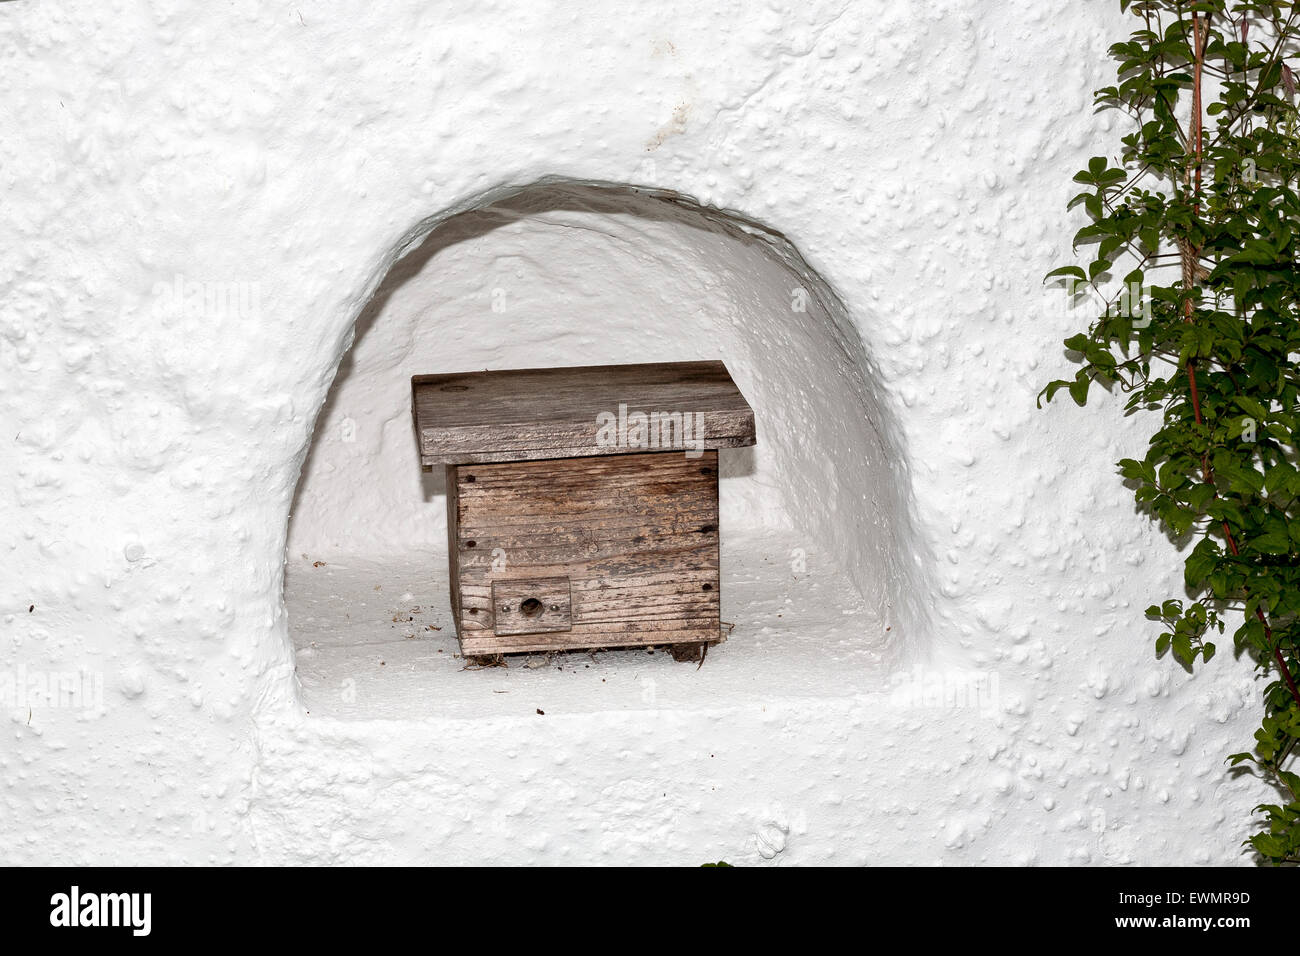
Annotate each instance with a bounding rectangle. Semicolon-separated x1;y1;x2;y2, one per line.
1235;396;1269;420
1252;527;1292;555
1068;376;1090;407
1039;2;1300;868
1186;483;1216;511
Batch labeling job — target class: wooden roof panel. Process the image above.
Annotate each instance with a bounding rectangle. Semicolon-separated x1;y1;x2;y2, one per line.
412;360;756;465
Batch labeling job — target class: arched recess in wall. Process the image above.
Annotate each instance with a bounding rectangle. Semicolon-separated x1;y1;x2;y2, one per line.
284;179;931;717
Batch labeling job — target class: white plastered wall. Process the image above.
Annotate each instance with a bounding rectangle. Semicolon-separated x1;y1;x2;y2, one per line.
0;0;1270;864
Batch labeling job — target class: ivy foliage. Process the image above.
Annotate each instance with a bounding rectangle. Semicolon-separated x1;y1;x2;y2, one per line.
1040;0;1300;864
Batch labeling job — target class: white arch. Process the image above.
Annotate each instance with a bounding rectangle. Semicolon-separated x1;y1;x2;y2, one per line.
278;178;934;715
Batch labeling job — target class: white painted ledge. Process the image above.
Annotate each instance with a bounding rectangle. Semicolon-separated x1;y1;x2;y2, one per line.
286;527;886;722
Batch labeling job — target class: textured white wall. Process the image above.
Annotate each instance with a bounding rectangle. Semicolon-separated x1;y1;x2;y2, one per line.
0;0;1268;864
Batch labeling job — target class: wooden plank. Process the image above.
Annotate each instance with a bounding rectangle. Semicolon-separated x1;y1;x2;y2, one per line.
412;360;756;465
446;464;462;636
491;576;572;635
462;625;718;657
451;450;721;655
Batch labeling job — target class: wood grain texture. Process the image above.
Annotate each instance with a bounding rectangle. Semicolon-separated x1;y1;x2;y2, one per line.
448;450;721;656
490;576;572;635
412;360;755;465
445;464;462;628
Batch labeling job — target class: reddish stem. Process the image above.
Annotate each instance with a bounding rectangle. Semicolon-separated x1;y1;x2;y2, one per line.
1181;13;1300;713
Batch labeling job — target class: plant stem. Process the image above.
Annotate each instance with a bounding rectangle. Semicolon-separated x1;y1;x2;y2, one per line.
1180;11;1300;713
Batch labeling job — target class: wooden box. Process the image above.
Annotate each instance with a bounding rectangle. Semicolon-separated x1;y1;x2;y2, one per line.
411;361;757;661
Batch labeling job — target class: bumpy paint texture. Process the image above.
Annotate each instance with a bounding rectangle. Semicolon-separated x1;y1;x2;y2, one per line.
1;0;1269;864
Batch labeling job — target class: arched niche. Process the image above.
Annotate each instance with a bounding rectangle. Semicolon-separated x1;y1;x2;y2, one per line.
283;180;930;717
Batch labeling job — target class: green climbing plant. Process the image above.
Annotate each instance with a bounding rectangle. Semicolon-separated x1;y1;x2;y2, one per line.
1039;0;1300;864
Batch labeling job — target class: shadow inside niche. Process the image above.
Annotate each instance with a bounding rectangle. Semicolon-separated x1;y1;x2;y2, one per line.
295;183;788;518
284;178;933;718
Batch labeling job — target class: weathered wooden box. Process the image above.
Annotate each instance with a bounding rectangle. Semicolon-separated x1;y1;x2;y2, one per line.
411;361;757;660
